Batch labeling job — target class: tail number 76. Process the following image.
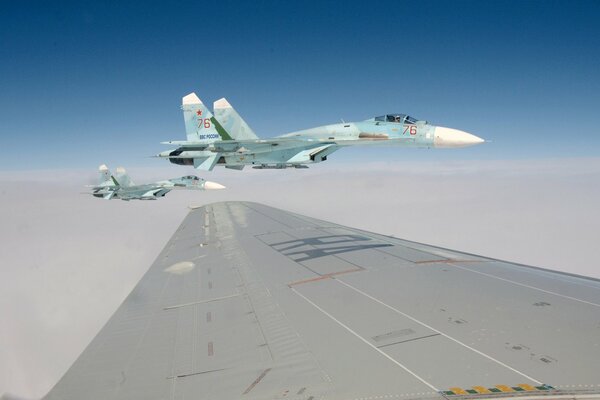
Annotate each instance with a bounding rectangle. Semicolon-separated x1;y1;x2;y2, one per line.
198;119;212;129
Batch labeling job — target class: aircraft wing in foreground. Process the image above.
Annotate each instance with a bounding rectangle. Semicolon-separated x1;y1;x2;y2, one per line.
43;202;600;400
88;164;225;200
157;93;485;170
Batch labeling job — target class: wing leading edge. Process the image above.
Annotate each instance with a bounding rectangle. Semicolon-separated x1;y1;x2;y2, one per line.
43;202;600;400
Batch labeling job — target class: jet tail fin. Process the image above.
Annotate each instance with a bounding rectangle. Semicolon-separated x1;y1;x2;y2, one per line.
213;98;258;140
182;93;232;142
98;164;111;184
113;167;134;187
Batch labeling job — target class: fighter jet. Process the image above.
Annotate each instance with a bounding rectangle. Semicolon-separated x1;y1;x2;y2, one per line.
88;165;225;201
156;92;485;170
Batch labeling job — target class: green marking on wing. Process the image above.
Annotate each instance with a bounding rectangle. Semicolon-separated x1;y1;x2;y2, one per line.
211;117;233;141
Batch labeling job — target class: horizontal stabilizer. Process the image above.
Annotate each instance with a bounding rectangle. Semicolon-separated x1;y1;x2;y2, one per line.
193;154;220;171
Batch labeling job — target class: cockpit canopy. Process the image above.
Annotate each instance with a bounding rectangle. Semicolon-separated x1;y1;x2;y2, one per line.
181;175;200;181
374;114;418;124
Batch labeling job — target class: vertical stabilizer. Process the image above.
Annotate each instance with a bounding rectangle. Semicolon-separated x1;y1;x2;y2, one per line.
98;164;111;184
114;167;134;187
213;98;258;140
182;93;231;142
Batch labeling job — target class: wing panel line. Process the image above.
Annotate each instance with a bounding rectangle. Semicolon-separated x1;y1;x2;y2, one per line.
327;222;600;284
448;263;600;308
243;202;320;229
291;287;440;392
334;278;543;385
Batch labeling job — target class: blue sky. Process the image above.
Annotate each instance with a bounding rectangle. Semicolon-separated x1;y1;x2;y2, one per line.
1;0;599;169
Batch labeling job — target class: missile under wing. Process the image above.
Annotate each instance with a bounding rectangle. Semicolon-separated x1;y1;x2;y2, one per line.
43;202;600;400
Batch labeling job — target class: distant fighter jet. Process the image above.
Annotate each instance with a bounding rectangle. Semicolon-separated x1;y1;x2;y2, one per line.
157;93;485;170
88;165;225;201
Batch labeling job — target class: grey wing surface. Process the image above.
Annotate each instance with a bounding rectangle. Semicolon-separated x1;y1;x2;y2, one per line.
43;202;600;400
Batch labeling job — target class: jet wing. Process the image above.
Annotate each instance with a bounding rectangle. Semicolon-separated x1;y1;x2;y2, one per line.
43;202;600;400
163;137;335;153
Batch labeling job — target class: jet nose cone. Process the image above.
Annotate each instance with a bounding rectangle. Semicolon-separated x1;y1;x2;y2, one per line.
434;126;485;148
204;181;226;190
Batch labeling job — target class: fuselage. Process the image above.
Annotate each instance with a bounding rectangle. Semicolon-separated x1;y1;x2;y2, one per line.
92;184;172;200
160;115;484;170
278;117;483;148
91;175;224;200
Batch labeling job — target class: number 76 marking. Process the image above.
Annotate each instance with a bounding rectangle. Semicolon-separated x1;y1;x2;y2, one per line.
198;118;212;129
403;125;417;135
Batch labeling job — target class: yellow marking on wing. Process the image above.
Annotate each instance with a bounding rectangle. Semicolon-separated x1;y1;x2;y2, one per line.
472;386;491;394
449;387;468;395
517;384;537;391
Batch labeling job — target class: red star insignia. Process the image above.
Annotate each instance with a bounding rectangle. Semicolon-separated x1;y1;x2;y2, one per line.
196;110;202;116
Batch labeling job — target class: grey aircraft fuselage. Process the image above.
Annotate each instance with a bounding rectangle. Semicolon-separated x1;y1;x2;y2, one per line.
90;165;225;201
92;181;178;201
157;94;485;171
